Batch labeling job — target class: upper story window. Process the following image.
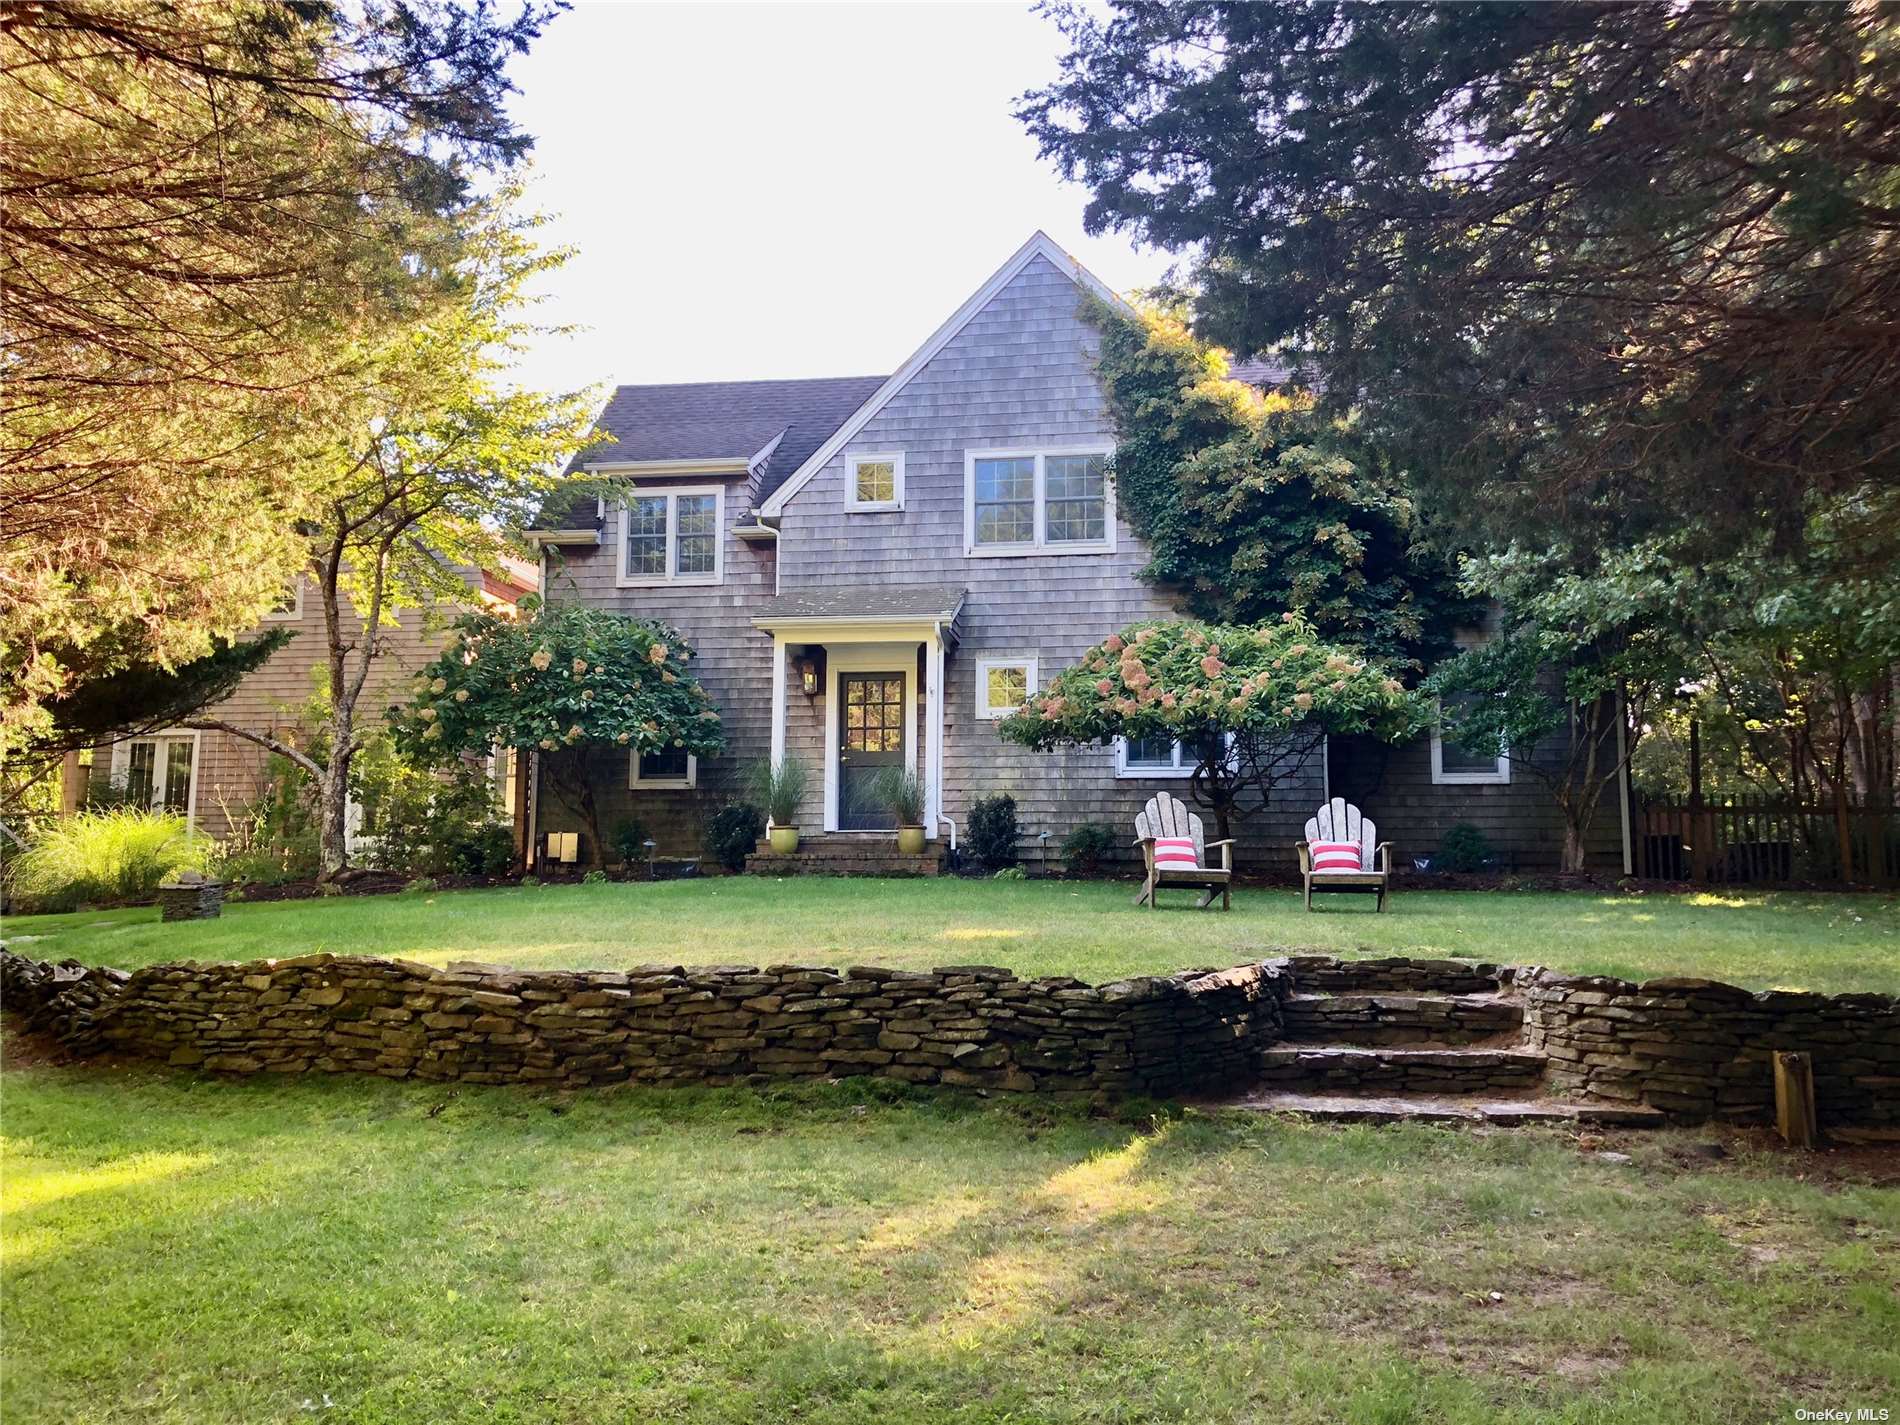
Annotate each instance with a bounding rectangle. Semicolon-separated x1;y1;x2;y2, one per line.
617;485;723;588
845;452;904;511
1431;691;1511;784
964;446;1115;556
262;580;304;620
974;655;1037;720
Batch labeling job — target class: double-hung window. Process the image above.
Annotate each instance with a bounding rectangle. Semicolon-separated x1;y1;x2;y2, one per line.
965;446;1114;555
618;486;723;587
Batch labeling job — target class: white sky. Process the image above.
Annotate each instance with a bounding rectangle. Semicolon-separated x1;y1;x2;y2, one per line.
501;1;1175;398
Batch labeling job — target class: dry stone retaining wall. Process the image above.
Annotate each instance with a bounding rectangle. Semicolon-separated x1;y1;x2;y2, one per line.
0;950;1281;1098
1520;970;1900;1126
4;948;1897;1125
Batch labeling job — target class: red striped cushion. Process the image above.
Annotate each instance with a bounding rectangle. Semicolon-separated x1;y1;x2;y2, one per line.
1152;836;1199;870
1310;839;1363;873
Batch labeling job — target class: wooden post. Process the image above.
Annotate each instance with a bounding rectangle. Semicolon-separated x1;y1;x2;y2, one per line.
1773;1051;1818;1149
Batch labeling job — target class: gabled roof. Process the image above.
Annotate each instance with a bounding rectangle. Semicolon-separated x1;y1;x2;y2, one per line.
757;232;1135;519
537;374;886;530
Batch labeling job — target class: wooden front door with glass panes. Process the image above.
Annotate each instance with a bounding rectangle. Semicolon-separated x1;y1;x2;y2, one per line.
839;673;905;830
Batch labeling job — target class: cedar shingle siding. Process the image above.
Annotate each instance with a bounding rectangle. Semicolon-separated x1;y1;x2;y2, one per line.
536;243;1622;873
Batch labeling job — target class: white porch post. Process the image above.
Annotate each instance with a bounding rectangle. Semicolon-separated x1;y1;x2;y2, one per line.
924;630;945;839
769;635;788;773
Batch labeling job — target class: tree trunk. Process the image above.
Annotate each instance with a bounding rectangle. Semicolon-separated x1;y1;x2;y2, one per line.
315;701;354;882
1560;815;1588;874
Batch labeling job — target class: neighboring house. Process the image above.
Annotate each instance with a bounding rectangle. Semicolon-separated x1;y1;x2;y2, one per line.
528;232;1627;872
85;562;535;844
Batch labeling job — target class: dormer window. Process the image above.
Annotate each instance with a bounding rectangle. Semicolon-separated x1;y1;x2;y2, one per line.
617;485;724;587
845;452;904;511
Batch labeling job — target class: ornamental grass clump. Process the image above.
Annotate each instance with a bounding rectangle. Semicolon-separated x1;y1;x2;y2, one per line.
8;809;209;912
745;756;809;827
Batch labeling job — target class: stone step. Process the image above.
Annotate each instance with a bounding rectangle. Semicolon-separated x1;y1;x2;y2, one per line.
1221;1089;1668;1127
1256;1044;1548;1094
1282;954;1503;998
1279;991;1524;1046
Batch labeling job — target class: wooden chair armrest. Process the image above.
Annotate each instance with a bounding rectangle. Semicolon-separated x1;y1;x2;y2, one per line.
1203;839;1235;848
1374;841;1392;873
1297;842;1313;873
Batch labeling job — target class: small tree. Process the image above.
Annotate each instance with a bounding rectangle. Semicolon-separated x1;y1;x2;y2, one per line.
999;617;1421;844
391;601;725;866
1426;546;1683;873
182;198;601;880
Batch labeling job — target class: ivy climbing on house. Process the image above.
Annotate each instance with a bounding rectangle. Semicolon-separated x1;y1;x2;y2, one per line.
1085;296;1481;678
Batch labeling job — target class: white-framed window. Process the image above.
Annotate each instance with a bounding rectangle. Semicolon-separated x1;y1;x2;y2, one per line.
1431;693;1511;785
617;485;724;587
974;655;1037;720
262;580;304;620
964;446;1115;556
108;731;200;819
845;452;905;511
629;745;696;789
1114;732;1231;780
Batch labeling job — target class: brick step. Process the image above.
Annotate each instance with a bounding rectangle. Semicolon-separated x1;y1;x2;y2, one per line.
1282;954;1503;998
1221;1088;1667;1128
1279;992;1524;1046
745;851;942;878
1256;1044;1548;1094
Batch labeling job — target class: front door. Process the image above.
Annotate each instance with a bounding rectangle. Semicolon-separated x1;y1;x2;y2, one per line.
839;672;905;830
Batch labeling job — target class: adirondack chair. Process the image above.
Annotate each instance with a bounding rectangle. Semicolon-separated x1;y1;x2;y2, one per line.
1132;791;1234;910
1297;797;1392;911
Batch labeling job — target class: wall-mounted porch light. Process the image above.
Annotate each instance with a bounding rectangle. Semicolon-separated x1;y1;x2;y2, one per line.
794;652;822;697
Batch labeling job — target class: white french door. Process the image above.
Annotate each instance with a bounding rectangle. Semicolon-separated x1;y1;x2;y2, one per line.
111;733;198;818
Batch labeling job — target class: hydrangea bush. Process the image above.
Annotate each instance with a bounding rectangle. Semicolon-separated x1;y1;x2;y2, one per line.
392;599;724;865
998;616;1423;845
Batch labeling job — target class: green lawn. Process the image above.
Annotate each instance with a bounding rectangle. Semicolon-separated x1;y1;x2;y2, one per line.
3;1058;1896;1424
7;878;1900;993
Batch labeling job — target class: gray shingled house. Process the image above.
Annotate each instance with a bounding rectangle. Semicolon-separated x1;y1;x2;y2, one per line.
526;233;1626;874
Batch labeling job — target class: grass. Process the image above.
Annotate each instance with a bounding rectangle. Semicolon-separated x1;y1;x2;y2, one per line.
6;878;1900;994
3;1057;1896;1423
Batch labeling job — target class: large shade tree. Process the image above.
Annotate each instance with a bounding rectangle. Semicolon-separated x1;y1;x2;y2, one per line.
1;0;559;751
999;617;1421;843
1022;2;1900;571
392;601;726;866
181;202;601;879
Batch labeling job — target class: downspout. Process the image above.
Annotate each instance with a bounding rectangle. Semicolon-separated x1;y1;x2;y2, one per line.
1617;692;1633;876
929;615;957;852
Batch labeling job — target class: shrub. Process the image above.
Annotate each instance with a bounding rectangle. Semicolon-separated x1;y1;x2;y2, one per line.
519;875;541;888
401;877;439;895
992;865;1027;881
608;816;649;867
864;765;926;826
441;821;514;877
352;732;501;876
1060;822;1117;876
745;756;809;827
7;809;209;911
582;869;609;885
1435;822;1495;874
706;803;766;871
211;752;320;885
967;793;1019;869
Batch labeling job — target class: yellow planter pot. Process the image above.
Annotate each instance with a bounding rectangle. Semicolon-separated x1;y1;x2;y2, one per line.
896;826;926;855
768;826;800;855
